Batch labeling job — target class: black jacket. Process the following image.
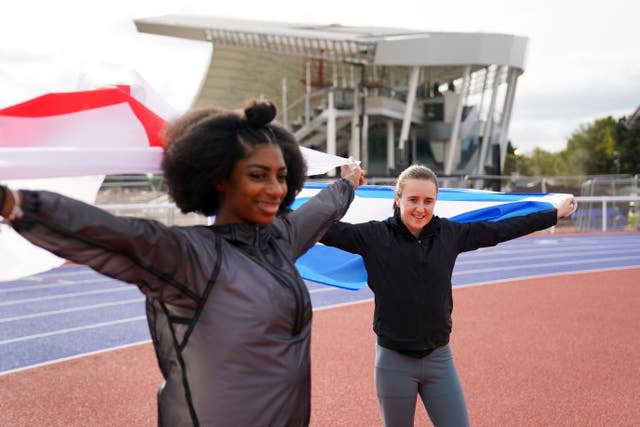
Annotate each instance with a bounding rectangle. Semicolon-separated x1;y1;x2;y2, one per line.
321;209;558;356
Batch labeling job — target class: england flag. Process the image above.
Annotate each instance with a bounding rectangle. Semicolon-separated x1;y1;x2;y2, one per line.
1;73;572;284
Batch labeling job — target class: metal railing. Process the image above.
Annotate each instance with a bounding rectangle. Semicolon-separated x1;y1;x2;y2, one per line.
574;196;640;232
97;203;208;227
98;195;640;233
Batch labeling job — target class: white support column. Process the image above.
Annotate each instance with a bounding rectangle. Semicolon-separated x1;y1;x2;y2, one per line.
362;88;369;171
477;68;490;120
498;68;519;172
341;62;347;87
350;65;360;160
386;119;395;172
350;65;355;89
411;134;417;165
444;65;471;175
476;65;502;175
281;77;288;128
372;65;379;96
327;88;337;177
305;60;311;124
399;66;420;152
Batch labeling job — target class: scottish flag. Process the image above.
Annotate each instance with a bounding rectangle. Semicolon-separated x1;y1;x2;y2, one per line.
294;183;572;290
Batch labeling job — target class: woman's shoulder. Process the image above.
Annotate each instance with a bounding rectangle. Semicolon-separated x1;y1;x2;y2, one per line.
436;216;465;231
359;217;395;235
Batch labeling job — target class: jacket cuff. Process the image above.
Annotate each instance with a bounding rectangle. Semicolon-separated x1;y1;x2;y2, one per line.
12;190;40;231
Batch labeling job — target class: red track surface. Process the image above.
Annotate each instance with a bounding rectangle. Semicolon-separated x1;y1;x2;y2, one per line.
1;268;639;426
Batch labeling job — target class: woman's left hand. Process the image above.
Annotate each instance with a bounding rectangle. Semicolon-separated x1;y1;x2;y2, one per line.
557;196;577;219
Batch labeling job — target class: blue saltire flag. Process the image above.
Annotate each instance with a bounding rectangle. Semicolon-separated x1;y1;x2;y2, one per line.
293;183;572;290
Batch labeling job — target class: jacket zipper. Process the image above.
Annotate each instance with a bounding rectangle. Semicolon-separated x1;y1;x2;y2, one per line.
416;237;425;345
253;225;306;336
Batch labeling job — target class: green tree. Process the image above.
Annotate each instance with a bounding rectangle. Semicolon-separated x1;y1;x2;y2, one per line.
520;147;560;176
502;141;517;175
513;109;639;177
564;116;618;174
615;115;640;174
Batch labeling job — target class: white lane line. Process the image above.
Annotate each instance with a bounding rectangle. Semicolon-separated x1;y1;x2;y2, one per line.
454;255;640;275
308;287;343;294
463;242;640;258
314;298;374;311
0;316;147;345
0;340;152;377
0;278;115;294
475;240;640;249
0;298;144;323
452;265;640;289
16;269;102;280
0;286;136;307
456;248;640;265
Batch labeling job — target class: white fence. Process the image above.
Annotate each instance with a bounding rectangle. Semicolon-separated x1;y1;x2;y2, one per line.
573;196;639;232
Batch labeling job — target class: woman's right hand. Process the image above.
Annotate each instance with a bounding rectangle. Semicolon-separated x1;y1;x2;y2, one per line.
557;196;577;219
340;159;365;189
0;185;19;220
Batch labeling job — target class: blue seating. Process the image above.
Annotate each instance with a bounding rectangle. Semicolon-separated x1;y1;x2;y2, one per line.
573;206;627;231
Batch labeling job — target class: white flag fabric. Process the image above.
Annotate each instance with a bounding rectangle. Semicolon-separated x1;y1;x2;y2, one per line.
0;86;350;180
0;86;167;179
0;83;352;281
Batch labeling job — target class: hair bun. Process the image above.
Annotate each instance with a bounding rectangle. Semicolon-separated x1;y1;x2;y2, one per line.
244;99;277;128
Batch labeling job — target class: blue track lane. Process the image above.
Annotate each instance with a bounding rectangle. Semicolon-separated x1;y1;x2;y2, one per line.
1;233;639;374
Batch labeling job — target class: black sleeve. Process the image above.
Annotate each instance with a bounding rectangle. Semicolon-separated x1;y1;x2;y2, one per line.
320;220;372;255
456;209;558;253
286;178;355;258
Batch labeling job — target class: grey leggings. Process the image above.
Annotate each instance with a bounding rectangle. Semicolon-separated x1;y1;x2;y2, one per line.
375;344;470;427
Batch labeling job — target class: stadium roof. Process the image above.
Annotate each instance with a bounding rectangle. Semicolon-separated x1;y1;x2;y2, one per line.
135;15;528;71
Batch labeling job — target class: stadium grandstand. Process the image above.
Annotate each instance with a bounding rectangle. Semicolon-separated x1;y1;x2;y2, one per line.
135;15;527;178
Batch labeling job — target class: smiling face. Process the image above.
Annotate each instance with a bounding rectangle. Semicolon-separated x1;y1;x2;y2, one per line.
395;178;438;237
214;143;288;226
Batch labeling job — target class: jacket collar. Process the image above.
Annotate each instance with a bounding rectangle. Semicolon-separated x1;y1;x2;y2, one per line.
389;213;441;239
209;220;282;247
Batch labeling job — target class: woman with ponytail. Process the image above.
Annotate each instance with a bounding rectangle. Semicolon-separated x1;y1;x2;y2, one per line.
0;99;364;427
320;164;575;427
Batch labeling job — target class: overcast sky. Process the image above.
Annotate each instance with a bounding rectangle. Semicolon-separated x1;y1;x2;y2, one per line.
1;0;638;154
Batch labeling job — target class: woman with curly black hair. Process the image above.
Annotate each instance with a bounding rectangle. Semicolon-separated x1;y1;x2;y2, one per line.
0;99;364;427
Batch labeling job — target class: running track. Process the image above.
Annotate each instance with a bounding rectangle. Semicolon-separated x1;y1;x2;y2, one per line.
0;233;640;425
1;232;639;374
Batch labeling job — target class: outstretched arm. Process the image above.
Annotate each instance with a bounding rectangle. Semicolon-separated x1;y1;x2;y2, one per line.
457;208;558;252
1;185;213;306
285;162;364;258
455;194;577;253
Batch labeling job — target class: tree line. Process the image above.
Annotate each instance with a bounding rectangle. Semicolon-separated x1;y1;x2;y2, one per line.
506;110;640;176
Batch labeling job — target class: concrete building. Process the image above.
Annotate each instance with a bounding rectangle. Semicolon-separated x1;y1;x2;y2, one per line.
135;15;528;177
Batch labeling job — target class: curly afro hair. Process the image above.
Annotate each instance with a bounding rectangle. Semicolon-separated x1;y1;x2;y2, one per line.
161;99;307;217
